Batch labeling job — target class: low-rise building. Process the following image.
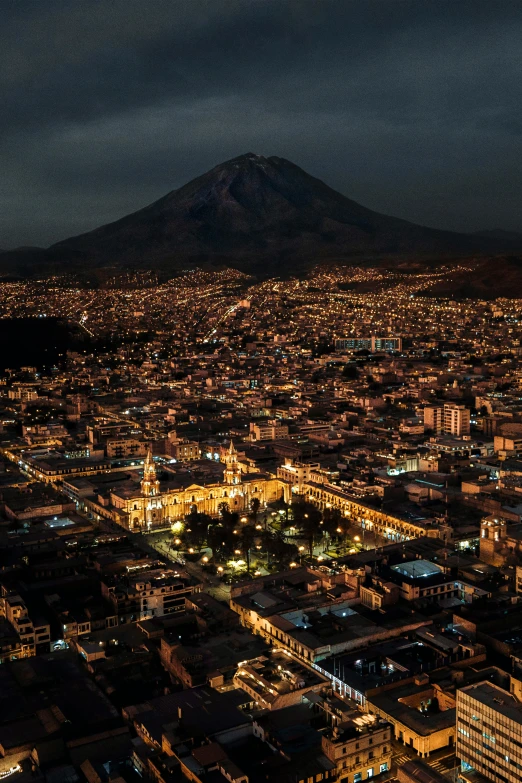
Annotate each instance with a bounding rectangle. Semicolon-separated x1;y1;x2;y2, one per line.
233;649;329;710
231;576;430;664
102;567;198;623
322;711;393;783
367;673;456;758
0;588;50;661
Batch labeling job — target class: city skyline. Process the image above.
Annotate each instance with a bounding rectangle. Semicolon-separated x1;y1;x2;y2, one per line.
1;5;522;783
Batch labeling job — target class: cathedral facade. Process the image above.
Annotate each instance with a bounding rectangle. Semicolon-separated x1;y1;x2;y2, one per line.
110;442;283;532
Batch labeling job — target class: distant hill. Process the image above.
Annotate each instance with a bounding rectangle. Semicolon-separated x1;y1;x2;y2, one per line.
420;256;522;300
473;229;522;242
1;153;521;278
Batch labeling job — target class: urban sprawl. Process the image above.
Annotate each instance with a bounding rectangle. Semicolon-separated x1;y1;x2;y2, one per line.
1;267;522;783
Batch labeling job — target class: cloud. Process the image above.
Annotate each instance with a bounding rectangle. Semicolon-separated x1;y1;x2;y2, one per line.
1;0;521;247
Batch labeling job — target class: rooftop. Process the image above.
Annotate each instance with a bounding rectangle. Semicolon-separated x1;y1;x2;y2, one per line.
459;680;522;724
390;560;443;580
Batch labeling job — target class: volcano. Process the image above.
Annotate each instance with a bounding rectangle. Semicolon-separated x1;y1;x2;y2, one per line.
2;153;518;276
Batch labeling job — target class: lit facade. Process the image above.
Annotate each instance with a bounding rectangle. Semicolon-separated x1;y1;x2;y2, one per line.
110;444;281;531
443;403;470;437
457;680;522;783
322;715;392;783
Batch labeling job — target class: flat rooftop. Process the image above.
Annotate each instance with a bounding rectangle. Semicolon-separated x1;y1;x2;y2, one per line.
459;680;522;725
235;649;325;703
391;560;443;580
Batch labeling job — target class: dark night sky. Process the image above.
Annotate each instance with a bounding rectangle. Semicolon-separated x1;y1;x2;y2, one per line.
2;0;522;249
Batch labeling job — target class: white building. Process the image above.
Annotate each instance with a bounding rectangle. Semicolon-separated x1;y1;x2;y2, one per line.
443;404;470;436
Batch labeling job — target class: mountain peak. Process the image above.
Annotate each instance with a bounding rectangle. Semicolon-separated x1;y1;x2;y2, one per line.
3;153;516;278
216;152;275;171
231;152;268;162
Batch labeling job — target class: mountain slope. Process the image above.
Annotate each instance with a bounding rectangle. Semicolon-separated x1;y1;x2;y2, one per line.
2;153;520;276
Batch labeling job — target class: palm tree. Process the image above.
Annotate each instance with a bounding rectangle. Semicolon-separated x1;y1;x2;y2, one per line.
239;525;257;573
322;507;344;551
183;510;212;552
208;522;235;560
291;499;323;557
274;493;289;523
218;501;230;518
261;529;298;569
250;496;261;522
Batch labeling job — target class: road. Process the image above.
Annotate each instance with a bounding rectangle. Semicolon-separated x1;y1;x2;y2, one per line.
391;747;458;780
149;536;232;603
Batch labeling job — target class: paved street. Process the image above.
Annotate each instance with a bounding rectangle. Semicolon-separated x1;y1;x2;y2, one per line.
392;748;457;779
146;534;233;602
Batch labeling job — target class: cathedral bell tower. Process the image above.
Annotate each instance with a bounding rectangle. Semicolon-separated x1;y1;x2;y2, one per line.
141;449;160;497
223;440;242;485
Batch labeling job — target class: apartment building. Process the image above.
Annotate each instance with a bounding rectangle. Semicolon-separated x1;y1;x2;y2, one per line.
335;337;402;353
0;588;51;661
106;437;148;459
102;567;197;623
423;404;470;436
443;404;471;437
457;680;522;783
249;419;289;442
321;712;392;783
424;406;443;434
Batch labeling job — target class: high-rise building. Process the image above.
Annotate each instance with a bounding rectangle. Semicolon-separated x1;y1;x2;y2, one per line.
423;405;443;434
424;404;470;436
335;337;402;353
443;403;471;436
335;338;373;351
372;336;402;352
456;680;522;783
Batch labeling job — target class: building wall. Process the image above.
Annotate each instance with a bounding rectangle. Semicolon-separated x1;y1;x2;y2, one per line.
301;482;429;542
322;724;392;782
106;438;147;458
457;683;522;783
114;475;281;531
369;701;455;758
443;404;471;437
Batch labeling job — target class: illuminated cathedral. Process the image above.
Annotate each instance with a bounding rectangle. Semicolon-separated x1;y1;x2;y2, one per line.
109;442;282;531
